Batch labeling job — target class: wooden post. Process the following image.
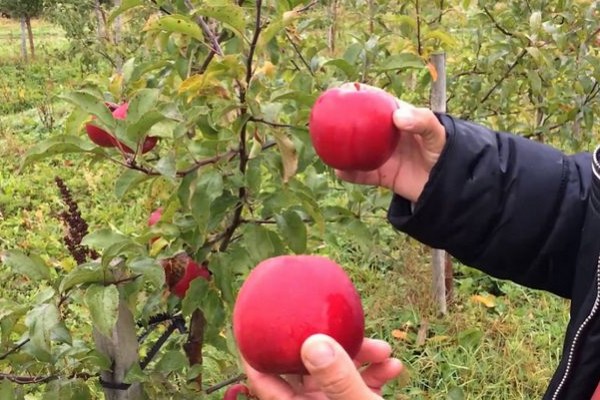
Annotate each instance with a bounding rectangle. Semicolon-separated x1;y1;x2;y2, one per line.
19;16;28;62
429;52;453;314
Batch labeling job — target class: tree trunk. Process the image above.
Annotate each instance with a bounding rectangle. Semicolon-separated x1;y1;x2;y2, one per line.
95;0;105;39
20;16;28;62
25;16;34;60
327;0;338;55
93;296;143;400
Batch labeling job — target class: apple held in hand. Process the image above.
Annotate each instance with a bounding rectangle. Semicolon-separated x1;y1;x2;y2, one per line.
233;255;365;375
309;83;399;171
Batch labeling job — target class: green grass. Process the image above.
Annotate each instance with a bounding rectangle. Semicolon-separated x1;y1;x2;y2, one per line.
0;17;572;400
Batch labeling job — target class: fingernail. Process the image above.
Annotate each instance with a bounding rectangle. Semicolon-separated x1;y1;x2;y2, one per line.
304;341;336;368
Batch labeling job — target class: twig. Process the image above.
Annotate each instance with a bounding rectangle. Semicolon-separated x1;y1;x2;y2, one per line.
219;0;263;252
415;0;422;56
0;340;29;361
479;48;528;106
249;117;304;129
205;373;247;394
285;31;315;76
183;0;223;56
482;6;517;38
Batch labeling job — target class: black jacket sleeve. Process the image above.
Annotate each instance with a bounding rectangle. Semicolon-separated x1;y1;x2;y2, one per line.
388;114;592;298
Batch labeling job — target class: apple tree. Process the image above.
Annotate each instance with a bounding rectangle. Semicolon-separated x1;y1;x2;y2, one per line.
3;0;600;399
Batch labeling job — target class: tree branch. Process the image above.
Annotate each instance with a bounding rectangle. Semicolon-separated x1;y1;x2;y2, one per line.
285;31;315;76
479;48;528;106
482;6;517;38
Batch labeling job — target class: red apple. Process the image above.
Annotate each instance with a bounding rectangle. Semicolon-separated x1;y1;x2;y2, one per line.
309;83;399;171
110;103;158;154
223;383;251;400
84;102;119;147
147;207;163;227
233;255;365;375
161;254;211;298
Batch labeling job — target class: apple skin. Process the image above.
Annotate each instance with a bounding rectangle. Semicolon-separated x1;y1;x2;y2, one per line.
171;258;211;298
233;255;365;375
147;207;163;227
309;83;399;171
84;102;119;147
110;103;158;154
223;383;251;400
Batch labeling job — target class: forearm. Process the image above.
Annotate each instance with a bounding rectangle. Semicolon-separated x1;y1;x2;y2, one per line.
388;114;592;297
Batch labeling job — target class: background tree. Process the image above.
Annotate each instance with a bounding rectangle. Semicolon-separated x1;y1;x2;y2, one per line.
0;0;44;60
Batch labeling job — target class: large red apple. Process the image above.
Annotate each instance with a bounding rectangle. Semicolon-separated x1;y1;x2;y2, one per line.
85;102;119;147
309;83;399;171
111;103;158;154
233;255;365;375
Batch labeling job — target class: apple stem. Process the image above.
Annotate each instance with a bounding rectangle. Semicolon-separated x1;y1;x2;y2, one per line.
354;82;361;91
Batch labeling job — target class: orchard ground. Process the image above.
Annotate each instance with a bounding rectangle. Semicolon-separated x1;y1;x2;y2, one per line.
0;18;570;399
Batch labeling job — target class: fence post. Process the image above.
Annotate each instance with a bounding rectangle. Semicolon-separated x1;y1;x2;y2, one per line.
429;52;453;314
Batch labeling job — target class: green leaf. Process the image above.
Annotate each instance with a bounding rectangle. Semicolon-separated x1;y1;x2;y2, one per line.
124;363;148;384
145;14;203;42
85;284;119;338
276;210;307;254
65;107;91;137
59;263;106;292
181;278;210;316
155;152;177;180
257;10;297;50
126;89;160;124
108;0;143;26
25;303;63;363
60;92;115;131
1;250;52;281
0;381;16;400
82;229;131;250
195;1;246;39
115;169;152;199
129;258;165;290
323;59;357;79
44;379;92;400
155;350;188;374
21;135;101;170
378;53;424;72
243;224;282;264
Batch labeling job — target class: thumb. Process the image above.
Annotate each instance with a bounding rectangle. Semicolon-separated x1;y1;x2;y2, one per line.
301;335;379;400
393;102;446;153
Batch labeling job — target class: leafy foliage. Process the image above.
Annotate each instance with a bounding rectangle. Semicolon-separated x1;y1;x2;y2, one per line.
1;0;599;398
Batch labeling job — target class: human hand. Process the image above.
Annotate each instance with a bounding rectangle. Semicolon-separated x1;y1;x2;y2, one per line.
335;83;447;203
243;334;403;400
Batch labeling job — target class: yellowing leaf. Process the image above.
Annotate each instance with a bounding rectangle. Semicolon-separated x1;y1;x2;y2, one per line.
256;61;276;77
392;329;408;340
427;62;438;81
272;130;298;183
471;294;496;308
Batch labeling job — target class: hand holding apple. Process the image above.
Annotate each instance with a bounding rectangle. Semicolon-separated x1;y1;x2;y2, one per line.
243;334;403;400
311;83;447;203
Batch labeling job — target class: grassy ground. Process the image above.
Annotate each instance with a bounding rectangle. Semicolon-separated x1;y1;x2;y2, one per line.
0;18;572;400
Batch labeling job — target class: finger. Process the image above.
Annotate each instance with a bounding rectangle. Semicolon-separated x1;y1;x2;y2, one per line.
301;334;380;400
242;359;295;400
393;105;445;152
353;338;393;365
360;358;404;389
